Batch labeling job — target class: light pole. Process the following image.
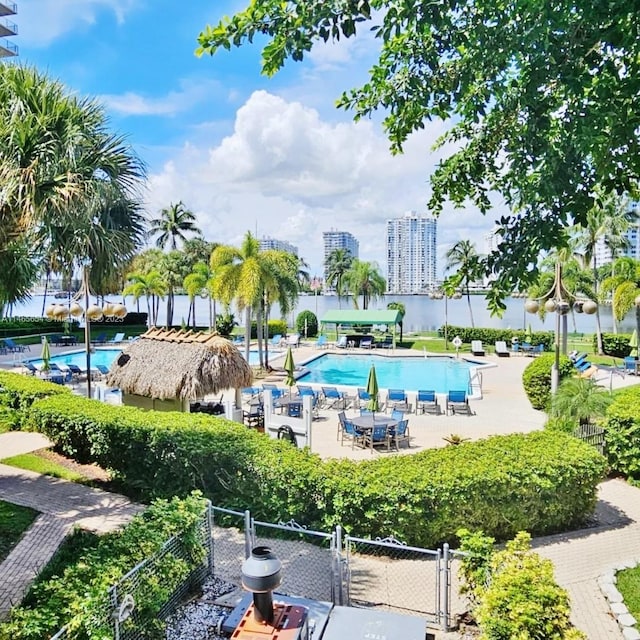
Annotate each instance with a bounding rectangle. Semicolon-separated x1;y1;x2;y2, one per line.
310;277;321;318
524;261;597;393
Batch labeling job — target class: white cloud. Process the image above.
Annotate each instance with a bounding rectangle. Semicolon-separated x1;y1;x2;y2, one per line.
146;90;503;275
17;0;140;47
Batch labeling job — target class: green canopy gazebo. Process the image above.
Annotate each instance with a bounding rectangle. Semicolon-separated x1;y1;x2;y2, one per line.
320;310;402;348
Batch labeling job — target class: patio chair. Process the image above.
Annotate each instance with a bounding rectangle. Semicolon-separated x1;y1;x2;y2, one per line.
66;363;85;380
624;356;638;375
531;344;544;357
359;408;373;416
242;387;262;404
447;390;472;416
315;335;328;349
387;389;410;413
471;340;485;356
335;335;348;349
341;418;365;449
355;387;370;409
22;361;39;375
321;386;348;410
270;334;283;348
363;424;391;453
91;332;108;345
494;341;510;357
3;337;29;353
391;408;406;422
286;333;300;347
95;364;110;376
376;335;394;349
359;337;373;349
417;389;440;415
108;332;126;344
262;383;284;407
390;419;410;450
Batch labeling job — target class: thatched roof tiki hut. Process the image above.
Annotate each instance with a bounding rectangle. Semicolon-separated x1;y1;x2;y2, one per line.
106;328;254;414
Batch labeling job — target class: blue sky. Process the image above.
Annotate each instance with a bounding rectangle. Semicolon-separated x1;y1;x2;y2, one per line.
14;0;501;276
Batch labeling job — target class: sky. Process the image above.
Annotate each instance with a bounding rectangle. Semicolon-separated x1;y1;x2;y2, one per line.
13;0;506;277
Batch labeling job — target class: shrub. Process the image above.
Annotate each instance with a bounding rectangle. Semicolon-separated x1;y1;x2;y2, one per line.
215;312;237;337
296;310;318;338
0;372;70;413
441;326;554;350
474;532;586;639
604;386;640;478
522;354;573;410
25;395;606;548
0;493;208;640
250;319;287;339
599;332;632;358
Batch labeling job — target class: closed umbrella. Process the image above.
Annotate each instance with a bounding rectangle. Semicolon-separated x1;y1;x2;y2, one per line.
284;346;296;396
629;329;638;358
365;364;380;414
524;324;533;343
40;337;51;373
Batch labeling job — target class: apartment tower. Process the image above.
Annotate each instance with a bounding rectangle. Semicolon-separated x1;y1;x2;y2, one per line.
386;212;437;294
0;1;17;59
322;230;359;293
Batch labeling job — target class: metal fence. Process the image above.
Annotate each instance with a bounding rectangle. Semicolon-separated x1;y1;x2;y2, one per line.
574;423;606;455
51;504;461;638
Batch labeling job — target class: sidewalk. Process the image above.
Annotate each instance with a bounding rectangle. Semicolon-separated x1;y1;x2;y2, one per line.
0;433;142;619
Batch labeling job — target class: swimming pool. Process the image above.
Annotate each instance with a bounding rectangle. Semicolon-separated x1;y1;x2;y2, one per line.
298;354;479;393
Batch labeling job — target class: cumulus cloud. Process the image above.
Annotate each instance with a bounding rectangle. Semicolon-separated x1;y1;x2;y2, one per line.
17;0;140;47
146;90;502;275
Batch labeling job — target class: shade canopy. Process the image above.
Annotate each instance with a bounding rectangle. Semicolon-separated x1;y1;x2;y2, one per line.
106;328;253;401
365;365;380;413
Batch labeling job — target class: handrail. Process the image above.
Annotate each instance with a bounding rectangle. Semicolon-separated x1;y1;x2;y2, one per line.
0;38;17;54
0;18;17;33
0;2;18;14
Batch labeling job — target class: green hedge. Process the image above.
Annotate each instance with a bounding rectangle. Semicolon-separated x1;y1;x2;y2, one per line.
250;319;288;339
296;310;318;338
0;493;208;640
22;388;606;547
599;332;633;358
0;371;70;413
441;326;554;349
0;318;78;338
604;386;640;478
522;354;574;410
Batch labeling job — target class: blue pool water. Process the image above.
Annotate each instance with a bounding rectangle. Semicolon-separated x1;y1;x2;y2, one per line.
30;348;122;370
298;354;475;393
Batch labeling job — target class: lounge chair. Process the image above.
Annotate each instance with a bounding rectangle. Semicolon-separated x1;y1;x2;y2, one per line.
417;389;440;415
387;389;410;413
530;344;544;357
335;335;348;349
3;337;29;353
91;332;108;345
286;334;300;347
22;361;39;375
67;364;85;380
315;335;328;349
321;386;348;410
447;390;472;415
471;340;485;356
495;341;510;357
376;335;394;349
108;332;125;344
270;334;283;348
359;337;373;349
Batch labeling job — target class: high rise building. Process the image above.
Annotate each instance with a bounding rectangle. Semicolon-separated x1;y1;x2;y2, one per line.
322;230;359;293
593;202;640;265
259;236;298;256
386;212;437;294
0;2;18;59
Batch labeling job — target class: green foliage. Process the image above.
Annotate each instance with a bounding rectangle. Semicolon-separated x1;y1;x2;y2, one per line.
296;310;318;337
545;416;580;435
603;386;640;478
0;500;38;563
457;528;495;608
442;326;554;350
23;394;606;548
215;312;237;337
616;564;640;628
551;378;612;426
475;532;586;639
599;332;633;358
0;493;208;640
0;371;70;413
0;318;78;338
0;453;89;484
250;319;288;339
522;354;573;411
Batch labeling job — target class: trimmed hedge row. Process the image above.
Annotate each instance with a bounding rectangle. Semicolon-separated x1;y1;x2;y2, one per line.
441;326;554;349
18;380;606;547
0;371;70;412
522;354;574;410
599;332;633;358
604;386;640;478
0;493;208;640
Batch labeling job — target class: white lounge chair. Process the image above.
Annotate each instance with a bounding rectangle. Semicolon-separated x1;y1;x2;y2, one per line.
495;340;510;357
471;340;485;356
286;333;300;347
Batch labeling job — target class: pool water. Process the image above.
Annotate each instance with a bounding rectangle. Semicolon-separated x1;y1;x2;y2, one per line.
30;348;122;370
298;354;475;393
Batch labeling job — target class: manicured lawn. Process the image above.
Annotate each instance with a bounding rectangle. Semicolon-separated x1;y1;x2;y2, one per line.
616;565;640;630
1;453;90;484
0;500;39;563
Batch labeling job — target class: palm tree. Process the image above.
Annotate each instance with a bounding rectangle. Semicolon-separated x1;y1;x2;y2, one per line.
551;377;612;427
149;201;201;250
325;248;354;308
445;240;481;328
387;301;406;342
345;260;386;310
122;270;167;326
184;263;210;329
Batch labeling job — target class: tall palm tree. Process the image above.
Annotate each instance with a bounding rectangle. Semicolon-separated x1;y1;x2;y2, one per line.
122;270;167;326
184;263;210;329
573;193;638;352
387;301;406;342
325;248;354;308
345;260;386;310
149;202;201;250
445;240;481;328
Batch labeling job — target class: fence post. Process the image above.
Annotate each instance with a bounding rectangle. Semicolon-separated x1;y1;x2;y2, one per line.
244;510;252;558
334;525;343;605
441;543;450;632
110;584;120;640
207;502;214;574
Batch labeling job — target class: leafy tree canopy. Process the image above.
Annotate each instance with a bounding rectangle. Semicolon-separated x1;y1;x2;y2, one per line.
198;1;640;313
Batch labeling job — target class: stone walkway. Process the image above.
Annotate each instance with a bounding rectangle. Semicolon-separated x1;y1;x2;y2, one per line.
0;433;142;618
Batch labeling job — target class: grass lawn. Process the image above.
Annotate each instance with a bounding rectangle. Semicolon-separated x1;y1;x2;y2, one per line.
616;565;640;630
1;452;92;484
0;500;39;563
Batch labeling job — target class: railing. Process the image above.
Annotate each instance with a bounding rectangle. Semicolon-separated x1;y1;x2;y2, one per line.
0;2;17;14
0;18;17;34
0;38;17;55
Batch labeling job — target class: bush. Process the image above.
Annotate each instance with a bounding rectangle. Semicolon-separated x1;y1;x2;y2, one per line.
250;319;287;339
0;372;70;413
296;310;318;338
522;354;574;410
473;532;586;639
24;393;606;547
604;386;640;478
0;317;78;338
441;326;554;350
599;332;633;358
0;493;208;640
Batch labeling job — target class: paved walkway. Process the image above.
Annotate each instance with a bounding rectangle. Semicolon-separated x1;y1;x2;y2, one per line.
0;433;142;618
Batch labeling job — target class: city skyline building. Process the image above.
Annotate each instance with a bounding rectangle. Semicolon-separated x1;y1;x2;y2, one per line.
386;212;437;294
0;1;17;59
322;229;359;293
259;236;298;256
593;202;640;266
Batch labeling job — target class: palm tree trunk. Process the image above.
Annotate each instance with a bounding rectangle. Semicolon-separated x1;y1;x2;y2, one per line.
208;296;213;332
466;288;475;328
256;303;264;369
244;307;251;361
41;271;50;315
593;262;603;354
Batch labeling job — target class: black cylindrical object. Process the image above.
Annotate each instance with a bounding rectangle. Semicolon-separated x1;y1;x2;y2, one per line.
241;546;282;625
